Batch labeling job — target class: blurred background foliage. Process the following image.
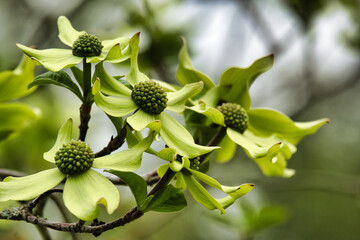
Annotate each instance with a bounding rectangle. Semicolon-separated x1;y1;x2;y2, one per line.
0;0;359;239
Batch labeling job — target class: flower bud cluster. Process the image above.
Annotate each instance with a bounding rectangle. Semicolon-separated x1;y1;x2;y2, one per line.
189;157;201;171
55;140;94;175
72;33;103;57
131;81;168;115
218;102;249;134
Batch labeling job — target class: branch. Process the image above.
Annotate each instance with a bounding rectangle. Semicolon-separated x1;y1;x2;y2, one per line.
200;126;227;163
0;206;143;235
78;103;92;141
94;125;127;158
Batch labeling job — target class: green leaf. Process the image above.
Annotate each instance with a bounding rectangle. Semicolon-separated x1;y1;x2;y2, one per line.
159;112;219;158
143;184;187;213
126;33;149;86
63;169;119;221
183;173;225;213
247;108;330;144
29;71;84;101
92;62;132;97
219;55;274;110
106;114;124;134
93;131;155;171
176;38;215;94
167;81;204;113
70;66;84;90
57;16;85;47
0;56;36;102
108;171;147;208
16;44;82;72
43;118;73;163
0;103;37;142
0;168;65;201
186;102;225;126
93;79;138;117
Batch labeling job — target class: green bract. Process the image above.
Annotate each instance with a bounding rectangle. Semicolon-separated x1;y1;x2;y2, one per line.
0;56;37;141
157;150;254;213
0;119;157;221
17;16;135;72
178;39;329;177
92;33;218;158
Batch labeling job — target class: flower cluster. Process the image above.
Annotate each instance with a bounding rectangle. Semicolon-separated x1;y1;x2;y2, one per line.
0;15;328;224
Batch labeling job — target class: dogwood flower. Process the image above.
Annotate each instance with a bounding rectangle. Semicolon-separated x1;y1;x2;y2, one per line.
92;33;218;158
17;16;134;72
0;119;157;220
176;39;329;177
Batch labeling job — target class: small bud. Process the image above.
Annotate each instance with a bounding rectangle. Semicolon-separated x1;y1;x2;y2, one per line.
190;156;201;171
218;102;249;134
72;33;103;57
131;81;168;115
55;140;94;175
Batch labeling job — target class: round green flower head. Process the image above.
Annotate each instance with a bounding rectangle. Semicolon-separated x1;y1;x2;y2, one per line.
55;140;95;175
72;33;103;57
218;102;249;134
190;156;200;171
131;81;168;115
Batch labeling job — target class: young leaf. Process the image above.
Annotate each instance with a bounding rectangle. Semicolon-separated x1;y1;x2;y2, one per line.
176;38;215;94
29;71;84;102
143;184;187;213
70;66;84;90
183;174;225;213
219;55;274;110
108;171;147;209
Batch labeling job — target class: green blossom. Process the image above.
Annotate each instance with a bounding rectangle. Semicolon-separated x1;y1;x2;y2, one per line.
92;33;218;158
177;39;329;177
156;149;254;213
17;16;135;72
0;119;157;221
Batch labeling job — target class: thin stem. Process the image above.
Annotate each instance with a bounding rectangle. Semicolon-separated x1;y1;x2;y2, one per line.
95;124;127;158
200;126;227;163
28;189;63;211
79;103;92;141
82;60;92;101
78;59;93;141
147;167;176;197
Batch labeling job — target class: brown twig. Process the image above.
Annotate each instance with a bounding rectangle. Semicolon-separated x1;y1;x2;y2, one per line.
78;103;92;141
94;125;127;158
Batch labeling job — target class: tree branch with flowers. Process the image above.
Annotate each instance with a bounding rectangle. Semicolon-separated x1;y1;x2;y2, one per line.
0;16;328;238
